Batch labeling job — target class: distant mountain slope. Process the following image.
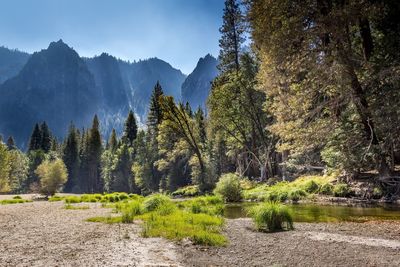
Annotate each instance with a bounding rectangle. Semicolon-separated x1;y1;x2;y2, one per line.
0;41;216;147
0;40;98;147
181;54;218;110
0;47;30;84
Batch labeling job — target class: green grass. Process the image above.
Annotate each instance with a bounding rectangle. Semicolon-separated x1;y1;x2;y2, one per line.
171;185;200;197
62;192;143;204
87;194;227;246
48;195;65;202
64;204;90;210
0;199;32;205
139;210;226;246
177;195;224;216
248;201;294;232
86;216;122;224
243;175;336;202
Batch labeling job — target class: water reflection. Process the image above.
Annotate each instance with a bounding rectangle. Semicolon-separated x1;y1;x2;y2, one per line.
224;202;400;222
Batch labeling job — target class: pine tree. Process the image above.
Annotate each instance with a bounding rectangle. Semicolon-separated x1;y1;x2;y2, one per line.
122;111;137;147
40;122;52;152
63;123;80;192
28;124;42;152
111;144;134;192
87;115;103;193
6;136;16;150
109;128;118;153
147;81;164;131
78;129;89;192
218;0;244;73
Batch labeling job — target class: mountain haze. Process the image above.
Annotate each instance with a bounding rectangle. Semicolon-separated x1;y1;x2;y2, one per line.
0;40;217;147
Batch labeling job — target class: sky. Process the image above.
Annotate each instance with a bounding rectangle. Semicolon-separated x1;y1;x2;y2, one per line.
0;0;224;74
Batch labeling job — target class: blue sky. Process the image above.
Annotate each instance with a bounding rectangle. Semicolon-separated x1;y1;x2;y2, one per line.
0;0;224;74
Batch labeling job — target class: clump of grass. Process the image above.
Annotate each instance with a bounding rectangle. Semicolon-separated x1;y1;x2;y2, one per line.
49;195;64;202
81;194;102;202
86;216;122;224
65;196;82;204
12;195;22;199
178;195;224;216
303;180;319;193
0;199;32;205
333;183;351;197
319;183;334;195
288;188;307;202
121;201;142;223
248;201;294;232
142;194;172;212
171;185;200;197
64;204;90;210
139;210;226;246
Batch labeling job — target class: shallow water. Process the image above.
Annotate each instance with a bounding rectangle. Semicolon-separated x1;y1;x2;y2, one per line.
224;202;400;222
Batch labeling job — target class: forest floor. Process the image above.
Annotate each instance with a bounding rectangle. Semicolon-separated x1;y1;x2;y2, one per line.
1;197;400;266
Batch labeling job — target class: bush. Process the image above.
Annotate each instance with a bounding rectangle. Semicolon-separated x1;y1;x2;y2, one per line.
213;173;243;202
333;183;350;197
35;159;68;196
319;183;334;195
303;180;319;193
248;202;294;232
13;196;22;199
142;194;172;212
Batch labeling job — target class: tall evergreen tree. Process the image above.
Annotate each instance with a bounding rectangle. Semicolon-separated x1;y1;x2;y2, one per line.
28;124;42;152
6;136;16;150
122;111;137;147
109;128;118;153
218;0;244;73
40;122;52;152
63;123;80;192
147;81;164;131
87;115;103;192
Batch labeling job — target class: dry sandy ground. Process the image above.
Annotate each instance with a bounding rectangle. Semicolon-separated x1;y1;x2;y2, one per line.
0;201;182;267
1;199;400;267
181;219;400;267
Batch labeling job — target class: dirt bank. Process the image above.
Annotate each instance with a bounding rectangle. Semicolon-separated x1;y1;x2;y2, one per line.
181;218;400;267
0;201;182;266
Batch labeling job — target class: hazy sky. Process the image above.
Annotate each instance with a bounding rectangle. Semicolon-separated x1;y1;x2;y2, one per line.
0;0;224;74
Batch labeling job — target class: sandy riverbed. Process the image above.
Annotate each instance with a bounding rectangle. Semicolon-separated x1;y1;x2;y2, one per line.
1;199;400;266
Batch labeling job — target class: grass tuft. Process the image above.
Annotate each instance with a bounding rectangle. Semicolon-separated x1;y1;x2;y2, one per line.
248;201;294;232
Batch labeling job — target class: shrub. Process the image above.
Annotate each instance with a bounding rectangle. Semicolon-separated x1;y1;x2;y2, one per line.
13;196;22;199
214;173;243;202
303;180;319;193
35;159;68;196
333;183;350;197
49;195;64;202
248;202;294;232
142;194;172;212
319;183;334;195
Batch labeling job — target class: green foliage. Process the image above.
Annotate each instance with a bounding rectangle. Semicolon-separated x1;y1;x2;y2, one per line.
248;202;294;232
64;204;90;210
0;199;32;205
178;195;224;216
171;185;200;197
319;184;334;195
48;195;64;202
12;195;22;199
303;180;319;194
121;201;142;223
86;216;122;224
35;159;68;196
333;184;351;197
142;194;172;212
139;210;226;246
214;173;243;202
65;196;81;204
0;142;11;192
